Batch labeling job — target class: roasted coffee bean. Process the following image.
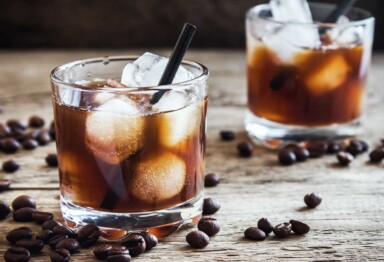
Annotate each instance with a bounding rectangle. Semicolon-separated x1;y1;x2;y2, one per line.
0;123;11;138
6;119;27;132
244;227;266;241
345;142;364;156
49;121;56;140
107;246;130;256
93;244;113;260
0;179;12;191
77;224;100;247
121;234;146;257
186;230;209;248
273;222;292;238
48;235;68;249
13;207;36;222
28;115;45;128
369;148;384;163
53;226;77;238
220;130;235;141
257;218;274;235
351;139;369;152
304;192;322;208
37;130;52;145
293;147;309;162
2;159;20;173
0;200;11;219
12;195;37;210
203;197;221;215
4;247;30;262
15;239;44;254
1;138;21;154
6;227;33;244
289;220;310;235
49;248;71;262
106;254;132;262
326;142;342;154
237;142;253;157
45;154;58;167
32;211;54;224
204;173;220;187
336;152;354;166
22;139;39;150
140;232;158;250
36;229;55;244
42;220;62;230
198;217;220;236
278;150;296;166
306;141;327;158
56;238;80;254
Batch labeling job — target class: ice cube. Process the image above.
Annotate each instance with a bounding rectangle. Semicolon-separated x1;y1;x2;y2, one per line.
152;91;190;112
129;152;186;203
58;88;82;107
270;0;313;23
85;97;144;164
329;25;364;46
121;52;194;87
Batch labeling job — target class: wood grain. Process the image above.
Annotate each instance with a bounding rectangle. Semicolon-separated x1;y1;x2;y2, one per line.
0;50;384;261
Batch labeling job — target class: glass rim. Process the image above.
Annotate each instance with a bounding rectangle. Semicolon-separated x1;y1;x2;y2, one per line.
50;55;209;93
246;2;374;28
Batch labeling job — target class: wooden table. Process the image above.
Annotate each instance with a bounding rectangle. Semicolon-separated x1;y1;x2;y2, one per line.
1;50;384;261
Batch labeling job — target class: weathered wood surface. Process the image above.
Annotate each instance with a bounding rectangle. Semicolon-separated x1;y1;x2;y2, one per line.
0;50;384;261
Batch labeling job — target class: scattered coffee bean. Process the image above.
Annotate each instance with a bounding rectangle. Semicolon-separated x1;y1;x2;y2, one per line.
49;121;56;140
121;234;146;257
1;138;21;154
107;246;130;256
107;254;132;262
369;148;384;163
6;119;27;132
37;129;52;145
93;244;113;260
220;130;235;141
32;211;54;224
45;154;58;167
336;152;354;166
13;207;36;222
326;142;342;154
204;173;220;187
2;159;20;173
48;235;69;249
22;139;39;150
306;141;327;158
12;195;37;210
257;218;274;235
49;248;71;262
13;129;29;143
273;222;292;238
304;192;322;208
28;115;45;128
4;247;30;262
186;230;209;248
56;238;80;254
244;227;266;241
140;232;158;250
6;227;33;244
53;226;77;238
0;179;12;191
77;224;100;247
0;123;11;138
293;147;309;162
0;200;11;219
203;197;221;215
198;217;221;236
278;150;296;166
345;141;364;156
352;139;369;152
42;220;62;230
289;220;310;235
237;142;253;157
15;239;44;254
36;229;55;244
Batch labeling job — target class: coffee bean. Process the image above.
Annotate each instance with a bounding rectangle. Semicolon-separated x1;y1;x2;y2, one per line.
22;139;39;150
289;220;310;235
326;142;342;154
93;244;113;260
45;154;58;167
6;119;27;132
2;159;20;173
204;173;220;187
257;218;274;235
28;115;45;128
107;246;129;256
49;248;71;262
13;207;36;222
106;254;132;262
42;220;62;230
6;227;33;244
278;150;296;166
36;229;55;244
56;238;80;254
49;121;56;140
198;217;220;236
15;239;44;254
293;147;309;162
220;130;235;141
244;227;266;241
369;148;384;163
140;232;158;250
186;230;209;248
12;195;37;210
203;197;221;215
237;142;253;157
77;224;100;247
1;138;21;154
37;130;52;145
0;179;11;191
0;123;11;138
0;200;11;219
4;247;30;262
306;141;327;158
273;222;292;238
351;139;369;152
32;211;54;224
336;152;354;166
121;234;146;257
48;235;68;249
304;192;322;208
345;141;364;156
53;226;77;238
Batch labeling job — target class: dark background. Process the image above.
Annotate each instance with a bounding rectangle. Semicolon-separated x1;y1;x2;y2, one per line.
0;0;382;49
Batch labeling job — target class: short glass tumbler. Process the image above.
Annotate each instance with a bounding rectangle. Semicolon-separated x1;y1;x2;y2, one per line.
245;3;375;148
50;56;209;239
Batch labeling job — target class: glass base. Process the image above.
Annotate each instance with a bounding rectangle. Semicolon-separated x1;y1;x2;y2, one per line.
245;111;362;149
61;193;203;240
